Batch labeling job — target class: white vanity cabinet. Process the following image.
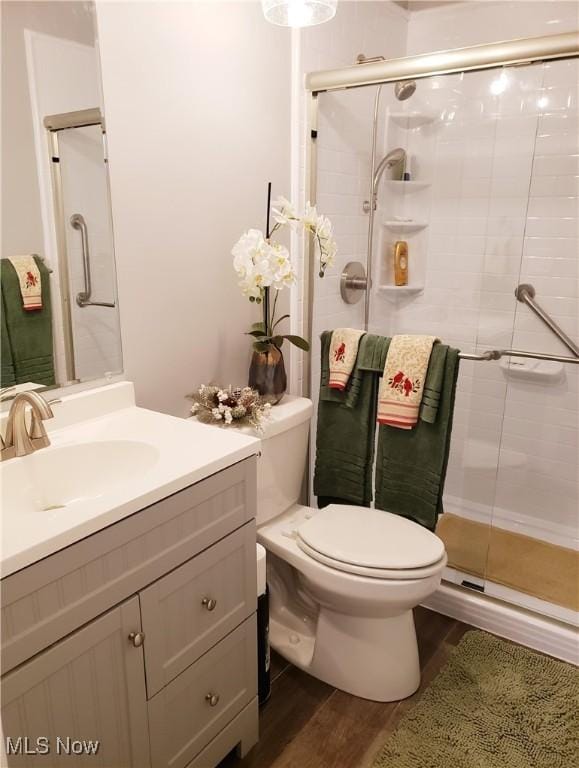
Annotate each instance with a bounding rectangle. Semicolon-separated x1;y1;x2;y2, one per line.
1;457;259;768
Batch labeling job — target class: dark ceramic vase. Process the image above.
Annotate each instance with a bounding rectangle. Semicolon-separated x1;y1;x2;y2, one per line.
248;345;287;405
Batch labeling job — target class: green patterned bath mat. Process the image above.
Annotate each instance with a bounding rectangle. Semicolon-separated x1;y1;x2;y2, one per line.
373;630;578;768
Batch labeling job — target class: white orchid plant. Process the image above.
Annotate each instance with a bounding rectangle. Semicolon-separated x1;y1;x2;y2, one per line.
232;196;336;354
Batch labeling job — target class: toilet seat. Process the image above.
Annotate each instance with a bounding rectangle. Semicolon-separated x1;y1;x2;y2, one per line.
296;505;447;580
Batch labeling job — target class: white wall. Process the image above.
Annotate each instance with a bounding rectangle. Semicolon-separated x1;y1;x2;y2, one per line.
96;1;291;416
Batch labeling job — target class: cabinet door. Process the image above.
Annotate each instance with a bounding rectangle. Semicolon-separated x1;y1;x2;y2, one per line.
140;522;256;697
1;597;150;767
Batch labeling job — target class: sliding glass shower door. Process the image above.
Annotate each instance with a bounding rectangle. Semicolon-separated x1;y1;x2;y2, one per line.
313;56;578;622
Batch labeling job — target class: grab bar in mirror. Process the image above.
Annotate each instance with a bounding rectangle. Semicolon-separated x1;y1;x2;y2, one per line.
515;283;579;357
459;348;579;364
70;213;115;308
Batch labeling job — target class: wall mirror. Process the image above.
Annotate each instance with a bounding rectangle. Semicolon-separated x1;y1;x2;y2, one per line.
1;0;122;401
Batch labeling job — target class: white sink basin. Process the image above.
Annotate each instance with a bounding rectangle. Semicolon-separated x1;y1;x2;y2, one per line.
0;383;261;577
2;440;159;515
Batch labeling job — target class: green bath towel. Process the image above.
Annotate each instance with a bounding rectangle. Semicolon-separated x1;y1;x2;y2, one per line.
420;342;448;423
375;347;460;530
1;257;55;388
314;332;388;507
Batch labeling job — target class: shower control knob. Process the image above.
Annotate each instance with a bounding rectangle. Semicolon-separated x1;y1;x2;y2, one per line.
205;693;220;707
201;597;217;611
128;632;145;648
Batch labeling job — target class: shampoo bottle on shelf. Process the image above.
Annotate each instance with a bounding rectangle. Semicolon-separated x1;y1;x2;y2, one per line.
393;240;409;286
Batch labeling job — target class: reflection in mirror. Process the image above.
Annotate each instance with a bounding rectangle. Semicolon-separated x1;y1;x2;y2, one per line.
1;0;122;399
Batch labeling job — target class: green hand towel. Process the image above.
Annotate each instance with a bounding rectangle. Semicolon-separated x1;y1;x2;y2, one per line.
1;257;55;387
375;347;460;530
1;286;16;388
357;337;445;425
314;332;388;507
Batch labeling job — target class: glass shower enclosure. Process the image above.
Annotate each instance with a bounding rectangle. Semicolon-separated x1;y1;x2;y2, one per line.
306;40;579;626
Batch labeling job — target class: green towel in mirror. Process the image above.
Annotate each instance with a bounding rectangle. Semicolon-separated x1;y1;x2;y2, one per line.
1;286;16;388
0;257;55;388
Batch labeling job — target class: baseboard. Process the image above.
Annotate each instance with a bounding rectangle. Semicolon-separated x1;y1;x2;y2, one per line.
423;583;579;666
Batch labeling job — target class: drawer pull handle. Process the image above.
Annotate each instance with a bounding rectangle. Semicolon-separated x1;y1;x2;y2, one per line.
201;597;217;611
205;693;220;707
128;632;145;648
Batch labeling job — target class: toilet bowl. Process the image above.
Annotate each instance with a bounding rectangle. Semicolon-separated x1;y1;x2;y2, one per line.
255;396;447;702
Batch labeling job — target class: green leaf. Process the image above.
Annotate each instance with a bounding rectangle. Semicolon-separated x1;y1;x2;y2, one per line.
246;330;269;339
250;321;266;333
281;334;310;352
271;335;284;349
272;314;290;331
253;341;271;353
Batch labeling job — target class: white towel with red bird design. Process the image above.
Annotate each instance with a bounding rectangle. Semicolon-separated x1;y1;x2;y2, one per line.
328;328;366;390
7;255;42;311
377;334;438;429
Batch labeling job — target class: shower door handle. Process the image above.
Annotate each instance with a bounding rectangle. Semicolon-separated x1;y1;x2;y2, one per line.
70;213;116;308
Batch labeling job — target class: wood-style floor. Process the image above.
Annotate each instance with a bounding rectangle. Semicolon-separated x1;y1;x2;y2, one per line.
221;607;472;768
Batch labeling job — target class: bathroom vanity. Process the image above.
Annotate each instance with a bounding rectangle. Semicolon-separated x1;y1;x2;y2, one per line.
0;383;261;767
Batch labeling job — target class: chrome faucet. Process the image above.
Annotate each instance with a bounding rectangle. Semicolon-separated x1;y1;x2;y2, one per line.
1;392;55;461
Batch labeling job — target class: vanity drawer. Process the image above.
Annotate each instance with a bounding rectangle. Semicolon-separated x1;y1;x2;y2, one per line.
140;521;256;698
148;615;257;768
1;457;256;674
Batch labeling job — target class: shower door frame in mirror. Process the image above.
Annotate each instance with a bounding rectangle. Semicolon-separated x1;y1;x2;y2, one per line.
303;31;579;623
45;109;121;384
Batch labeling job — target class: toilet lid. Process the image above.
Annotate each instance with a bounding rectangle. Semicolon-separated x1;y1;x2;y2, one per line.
296;505;445;570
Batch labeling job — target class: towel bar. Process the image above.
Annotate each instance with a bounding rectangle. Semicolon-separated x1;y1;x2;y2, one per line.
458;349;579;365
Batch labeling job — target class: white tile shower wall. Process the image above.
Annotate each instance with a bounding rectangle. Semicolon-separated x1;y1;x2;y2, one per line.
494;58;578;545
407;0;579;55
294;0;408;388
369;60;578;547
293;1;409;493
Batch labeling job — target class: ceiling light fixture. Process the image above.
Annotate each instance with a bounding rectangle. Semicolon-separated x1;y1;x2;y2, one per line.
261;0;337;28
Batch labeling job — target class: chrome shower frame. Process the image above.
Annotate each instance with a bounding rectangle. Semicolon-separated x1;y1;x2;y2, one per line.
302;30;579;397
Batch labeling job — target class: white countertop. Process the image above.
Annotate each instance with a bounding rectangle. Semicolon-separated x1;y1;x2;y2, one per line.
1;384;260;577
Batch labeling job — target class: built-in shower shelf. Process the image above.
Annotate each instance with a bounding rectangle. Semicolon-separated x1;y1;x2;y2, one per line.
385;180;431;191
378;284;424;297
388;111;438;128
383;220;428;233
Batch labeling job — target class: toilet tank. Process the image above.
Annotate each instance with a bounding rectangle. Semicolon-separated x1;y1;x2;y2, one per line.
255;396;313;525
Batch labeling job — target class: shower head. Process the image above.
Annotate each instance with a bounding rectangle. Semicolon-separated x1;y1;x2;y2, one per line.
394;80;416;101
373;147;407;191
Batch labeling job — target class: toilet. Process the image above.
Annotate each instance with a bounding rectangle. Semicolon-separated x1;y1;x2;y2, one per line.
256;396;447;702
